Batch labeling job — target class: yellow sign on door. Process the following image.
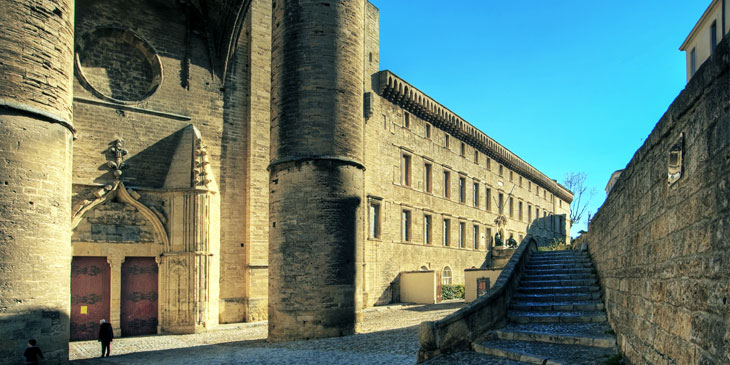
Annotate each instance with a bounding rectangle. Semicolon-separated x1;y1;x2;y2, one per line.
80;306;87;314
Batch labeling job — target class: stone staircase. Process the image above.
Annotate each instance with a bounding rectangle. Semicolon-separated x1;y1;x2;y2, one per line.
473;250;620;364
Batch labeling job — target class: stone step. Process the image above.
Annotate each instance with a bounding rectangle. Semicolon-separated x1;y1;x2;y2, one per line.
530;252;590;259
519;279;597;287
474;339;618;364
509;311;607;324
517;286;600;295
521;273;597;282
513;292;602;302
510;301;604;312
525;263;594;270
524;268;595;276
527;260;592;266
493;323;616;348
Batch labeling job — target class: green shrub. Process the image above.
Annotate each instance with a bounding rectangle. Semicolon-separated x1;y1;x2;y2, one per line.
442;284;465;300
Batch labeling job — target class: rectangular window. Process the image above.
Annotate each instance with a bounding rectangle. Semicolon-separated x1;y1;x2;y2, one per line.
426;123;432;139
691;48;697;76
369;201;380;238
473;182;479;207
528;205;532;223
486;227;492;247
404;112;410;128
459;222;465;248
536;186;540;197
499;164;504;177
518;201;523;221
498;193;504;213
509;171;513;182
473;225;479;249
711;21;718;52
528;181;532;192
382;113;387;129
402;209;411;242
443;170;451;198
543;190;546;199
443;218;450;246
445;134;450;148
486;158;491;170
486;188;491;211
519;176;523;187
460;142;466;157
459;177;466;203
424;163;432;193
536;206;540;222
474;150;479;164
509;197;514;217
424;214;432;244
559;199;562;208
401;154;411;187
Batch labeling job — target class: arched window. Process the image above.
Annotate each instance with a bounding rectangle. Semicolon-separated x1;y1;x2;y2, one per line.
442;266;452;285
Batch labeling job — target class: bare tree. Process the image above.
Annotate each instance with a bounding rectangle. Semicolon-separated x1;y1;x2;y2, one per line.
563;172;593;226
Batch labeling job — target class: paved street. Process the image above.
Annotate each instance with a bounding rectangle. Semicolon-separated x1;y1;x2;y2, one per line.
70;301;508;364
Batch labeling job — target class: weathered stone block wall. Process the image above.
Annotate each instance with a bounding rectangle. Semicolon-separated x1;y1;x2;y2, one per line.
269;0;365;341
589;35;730;364
0;0;74;363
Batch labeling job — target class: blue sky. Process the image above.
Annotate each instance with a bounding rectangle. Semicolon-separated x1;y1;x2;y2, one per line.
369;0;711;235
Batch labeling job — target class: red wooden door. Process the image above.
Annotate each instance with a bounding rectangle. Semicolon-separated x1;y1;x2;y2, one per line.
70;257;110;341
120;257;158;336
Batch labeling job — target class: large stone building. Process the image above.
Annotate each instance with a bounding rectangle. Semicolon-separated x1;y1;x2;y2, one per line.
0;0;570;362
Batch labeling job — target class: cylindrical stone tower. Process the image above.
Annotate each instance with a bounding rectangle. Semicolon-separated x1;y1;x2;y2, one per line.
269;0;365;341
0;0;75;363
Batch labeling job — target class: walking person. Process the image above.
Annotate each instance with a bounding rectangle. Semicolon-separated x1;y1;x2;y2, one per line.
98;319;114;357
23;339;43;364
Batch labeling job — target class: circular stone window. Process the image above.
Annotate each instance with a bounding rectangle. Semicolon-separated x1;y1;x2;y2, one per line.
75;27;163;104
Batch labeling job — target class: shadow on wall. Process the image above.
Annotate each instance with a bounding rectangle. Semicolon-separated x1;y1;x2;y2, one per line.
119;127;188;188
524;213;568;247
0;308;70;364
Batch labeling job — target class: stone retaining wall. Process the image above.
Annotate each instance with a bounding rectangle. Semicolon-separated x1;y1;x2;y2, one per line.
417;238;537;362
588;35;730;364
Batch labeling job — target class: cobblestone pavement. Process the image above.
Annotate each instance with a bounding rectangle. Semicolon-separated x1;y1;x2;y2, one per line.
71;301;517;364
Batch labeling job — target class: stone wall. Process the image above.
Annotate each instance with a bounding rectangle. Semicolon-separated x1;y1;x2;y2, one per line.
588;35;730;364
0;0;75;363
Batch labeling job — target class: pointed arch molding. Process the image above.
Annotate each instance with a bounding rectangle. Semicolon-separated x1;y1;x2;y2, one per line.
72;182;170;248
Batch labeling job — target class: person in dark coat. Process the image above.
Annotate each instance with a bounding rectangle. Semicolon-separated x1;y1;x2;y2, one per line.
98;319;114;357
23;339;43;364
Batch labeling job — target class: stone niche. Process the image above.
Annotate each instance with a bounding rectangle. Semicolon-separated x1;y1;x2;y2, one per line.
73;200;156;243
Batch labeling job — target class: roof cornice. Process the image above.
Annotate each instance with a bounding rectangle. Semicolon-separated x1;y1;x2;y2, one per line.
375;70;573;203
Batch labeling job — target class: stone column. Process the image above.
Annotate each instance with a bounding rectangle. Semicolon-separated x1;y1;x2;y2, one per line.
107;256;125;337
269;0;365;341
0;0;75;363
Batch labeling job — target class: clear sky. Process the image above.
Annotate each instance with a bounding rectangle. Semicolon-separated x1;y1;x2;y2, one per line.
369;0;712;236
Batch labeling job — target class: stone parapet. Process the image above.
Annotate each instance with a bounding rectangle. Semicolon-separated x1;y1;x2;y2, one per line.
417;237;538;362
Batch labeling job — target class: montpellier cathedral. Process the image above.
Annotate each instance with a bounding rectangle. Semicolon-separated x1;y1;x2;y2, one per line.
0;0;570;362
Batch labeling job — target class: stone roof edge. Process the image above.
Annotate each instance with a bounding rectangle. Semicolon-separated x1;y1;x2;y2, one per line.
375;70;573;203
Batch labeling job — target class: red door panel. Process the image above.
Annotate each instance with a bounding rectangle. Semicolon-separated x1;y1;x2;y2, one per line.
120;257;158;336
70;257;110;341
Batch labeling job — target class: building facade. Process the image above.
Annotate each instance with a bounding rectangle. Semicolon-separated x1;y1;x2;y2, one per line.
680;0;729;81
0;0;570;362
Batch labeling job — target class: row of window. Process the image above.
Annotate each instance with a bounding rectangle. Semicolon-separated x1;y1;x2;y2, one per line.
401;209;491;249
401;152;558;207
401;155;556;224
395;113;560;204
